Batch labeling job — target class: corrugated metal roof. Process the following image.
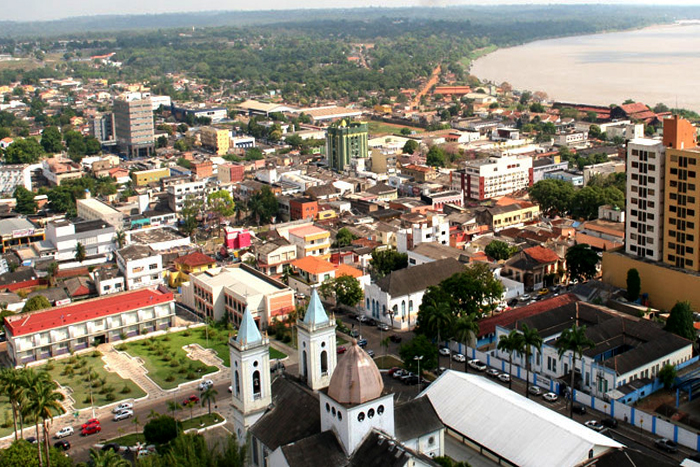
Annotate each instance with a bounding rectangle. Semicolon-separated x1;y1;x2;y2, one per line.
422;371;623;467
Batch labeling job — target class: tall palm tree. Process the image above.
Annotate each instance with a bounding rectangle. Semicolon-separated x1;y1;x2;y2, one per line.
453;314;479;373
556;324;595;418
114;230;127;249
521;324;543;399
424;301;454;356
185;400;196;420
0;368;23;441
74;242;86;263
27;377;64;467
167;400;182;419
497;330;524;390
88;448;131;467
201;386;218;415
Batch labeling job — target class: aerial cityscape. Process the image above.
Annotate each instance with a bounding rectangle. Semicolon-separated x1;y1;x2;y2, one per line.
0;3;700;466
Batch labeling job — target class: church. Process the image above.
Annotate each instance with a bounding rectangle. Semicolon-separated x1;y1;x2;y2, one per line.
228;289;445;467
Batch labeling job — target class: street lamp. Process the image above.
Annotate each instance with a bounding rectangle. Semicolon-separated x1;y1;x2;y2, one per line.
414;355;424;393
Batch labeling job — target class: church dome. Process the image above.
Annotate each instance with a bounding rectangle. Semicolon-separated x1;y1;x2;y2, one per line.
327;340;383;405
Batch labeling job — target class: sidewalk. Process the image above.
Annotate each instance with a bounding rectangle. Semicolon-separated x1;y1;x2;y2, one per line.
99;343;168;399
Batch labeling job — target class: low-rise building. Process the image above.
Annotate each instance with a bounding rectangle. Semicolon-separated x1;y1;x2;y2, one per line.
45;219;115;262
76;197;124;228
191;160;214;180
475;199;540;232
224;227;252;251
116;244;164;291
5;287;175;365
288;225;331;260
169;252;217;288
288;256;365;296
93;268;125;296
289;198;318;221
42;157;83;186
502;245;563;290
218;163;245;184
132;167;171;187
167;180;207;212
544;170;584;186
255;238;297;277
0;217;44;254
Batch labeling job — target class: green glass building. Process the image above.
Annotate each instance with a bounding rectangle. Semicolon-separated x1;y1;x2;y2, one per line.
326;120;368;172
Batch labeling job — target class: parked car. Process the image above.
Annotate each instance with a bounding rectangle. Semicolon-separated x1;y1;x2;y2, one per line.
337;346;347;354
54;440;70;451
387;367;401;377
485;368;500;378
54;427;74;439
182;395;200;406
572;404;587;415
538;288;549;296
584;420;604;432
435;367;447;375
392;369;406;379
81;419;100;430
452;353;466;363
438;347;451;356
601;417;618;428
507;299;519;307
377;323;390;332
543;392;558;402
468;359;487;371
112;402;133;413
81;425;101;436
198;379;214;391
403;374;426;385
389;334;402;343
26;437;37;444
528;386;543;396
270;361;286;373
356;315;369;323
101;443;120;452
655;438;678;453
366;318;377;326
349;330;360;338
356;338;368;347
113;409;134;422
497;373;511;383
366;350;375;358
400;372;415;383
519;294;531;301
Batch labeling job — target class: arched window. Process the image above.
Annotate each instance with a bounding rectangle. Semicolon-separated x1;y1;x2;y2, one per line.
382;305;386;316
408;300;413;313
401;301;406;317
302;350;308;380
234;370;240;397
321;350;328;375
252;370;261;397
366;297;370;309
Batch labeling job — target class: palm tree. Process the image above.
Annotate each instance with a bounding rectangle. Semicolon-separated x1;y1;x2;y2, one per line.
380;336;390;357
556;324;595;418
0;368;24;441
453;314;479;373
46;262;59;287
27;377;64;467
88;448;131;467
521;324;543;399
114;230;127;249
131;415;140;434
201;386;218;415
424;301;454;357
74;242;86;263
167;400;182;419
185;400;196;420
497;330;524;390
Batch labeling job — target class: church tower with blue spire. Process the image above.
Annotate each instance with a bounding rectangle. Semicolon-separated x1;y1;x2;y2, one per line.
229;306;271;442
297;288;337;390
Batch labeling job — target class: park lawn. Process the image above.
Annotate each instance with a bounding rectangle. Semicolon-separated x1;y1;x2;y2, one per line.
367;120;421;136
374;355;403;370
43;352;145;410
108;432;146;446
180;412;223;431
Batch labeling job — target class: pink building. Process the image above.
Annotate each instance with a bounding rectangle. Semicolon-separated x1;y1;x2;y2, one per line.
224;226;251;250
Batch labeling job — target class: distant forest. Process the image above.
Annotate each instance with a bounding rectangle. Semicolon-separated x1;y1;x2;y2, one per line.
1;5;700;102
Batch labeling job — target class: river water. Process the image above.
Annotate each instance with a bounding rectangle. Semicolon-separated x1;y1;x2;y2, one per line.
471;23;700;112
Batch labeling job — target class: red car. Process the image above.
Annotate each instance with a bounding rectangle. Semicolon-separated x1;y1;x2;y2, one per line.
387;367;401;377
336;346;347;354
81;419;100;430
182;395;200;406
81;424;101;436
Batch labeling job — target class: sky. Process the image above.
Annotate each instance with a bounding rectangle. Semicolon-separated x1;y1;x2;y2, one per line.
6;0;700;22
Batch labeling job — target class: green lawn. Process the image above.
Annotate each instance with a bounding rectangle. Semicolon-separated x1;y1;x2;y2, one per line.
43;352;145;410
107;432;146;446
459;44;498;69
270;347;286;360
367;120;421;136
180;412;223;431
374;355;403;370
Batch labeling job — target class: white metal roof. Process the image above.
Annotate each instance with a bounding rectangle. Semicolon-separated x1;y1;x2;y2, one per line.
422;371;623;467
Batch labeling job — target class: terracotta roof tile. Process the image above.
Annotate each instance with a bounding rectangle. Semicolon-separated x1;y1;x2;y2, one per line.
479;293;579;337
523;245;561;264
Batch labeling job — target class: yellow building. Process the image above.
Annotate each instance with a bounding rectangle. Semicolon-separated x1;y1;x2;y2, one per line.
475;198;540;232
200;127;230;156
132;167;171;186
602;250;700;312
168;252;217;287
317;209;337;221
288;225;331;261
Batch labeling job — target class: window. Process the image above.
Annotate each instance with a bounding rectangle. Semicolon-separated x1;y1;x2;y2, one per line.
358;412;365;422
321;351;328;375
252;371;261;397
234;371;240;397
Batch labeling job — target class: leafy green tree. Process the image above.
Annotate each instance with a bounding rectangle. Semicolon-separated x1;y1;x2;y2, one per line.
665;301;696;341
5;138;44;164
626;268;641;302
156;135;169;148
200;386;218;415
658;364;677;390
588;124;602;139
245;148;264;161
14;186;37;215
246;186;278;225
528;179;575;215
556;324;595;418
520;324;543;398
87;448;130;467
207;190;236;230
453;315;479;372
484;240;518;261
402;139;418;155
497;330;524;390
180;196;203;237
22;296;51;313
319;275;364;308
144;415;179;445
529;102;545;113
419;300;454;349
399;335;437;374
565;244;599;283
0;440;39;467
85;137;101;155
434;262;504;317
114;230;127;249
74;242;86;263
426;145;446;167
334;228;357;248
370;249;408;278
40;126;63;153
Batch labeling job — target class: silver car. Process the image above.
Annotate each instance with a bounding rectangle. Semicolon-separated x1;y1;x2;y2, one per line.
113;410;134;422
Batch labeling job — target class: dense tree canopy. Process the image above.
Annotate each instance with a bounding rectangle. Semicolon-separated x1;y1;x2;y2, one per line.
485;240;518;261
565;244;599;283
370;249;408;278
665;301;696;341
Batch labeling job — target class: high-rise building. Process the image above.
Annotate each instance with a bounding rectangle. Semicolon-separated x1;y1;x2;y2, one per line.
89;113;116;145
326;120;368;172
625;139;665;261
200;127;230;155
113;93;155;158
452;155;533;201
662;116;700;271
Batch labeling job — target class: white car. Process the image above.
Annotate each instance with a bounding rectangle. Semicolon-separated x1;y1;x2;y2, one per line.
485;368;500;378
584;420;605;432
54;427;74;439
497;373;511;383
112;402;133;413
198;379;214;391
113;409;134;422
438;347;451;357
468;359;487;371
452;353;466;363
543;392;559;402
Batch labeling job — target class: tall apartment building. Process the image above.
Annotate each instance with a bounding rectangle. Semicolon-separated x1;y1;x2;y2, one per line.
625;139;665;261
89;113;116;145
114;93;155;158
167;180;207;212
663;116;700;271
200;127;230;155
326;120;368;172
452;155;533;201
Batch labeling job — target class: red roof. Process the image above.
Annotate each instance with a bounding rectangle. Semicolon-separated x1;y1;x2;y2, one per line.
173;252;216;268
524;245;561;264
479;293;579;337
5;288;173;337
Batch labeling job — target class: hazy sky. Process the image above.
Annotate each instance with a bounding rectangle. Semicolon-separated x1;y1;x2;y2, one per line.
6;0;700;22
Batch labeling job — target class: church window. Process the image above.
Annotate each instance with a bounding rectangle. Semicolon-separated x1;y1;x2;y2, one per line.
326;403;330;413
321;341;326;348
357;412;365;422
252;371;261;398
253;360;259;367
338;411;342;420
321;351;328;375
332;407;336;416
377;405;385;415
234;371;241;397
368;408;375;419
